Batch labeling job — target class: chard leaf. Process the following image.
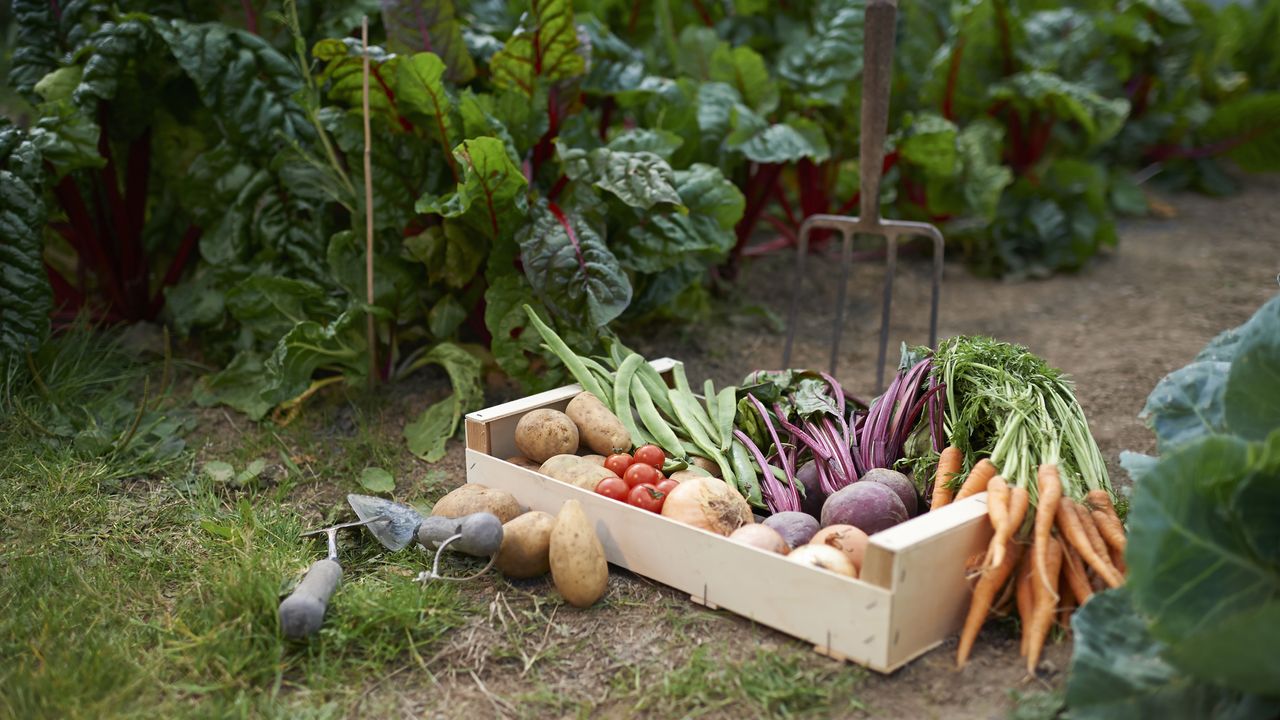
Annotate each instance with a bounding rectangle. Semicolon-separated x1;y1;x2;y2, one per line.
326;230;420;319
1201;93;1280;173
727;110;831;164
988;71;1130;146
1127;431;1280;695
7;0;98;100
321;107;439;232
427;294;467;338
0;127;52;357
606;129;684;160
403;343;483;462
416;137;527;239
956;119;1012;221
381;0;476;83
489;0;585;97
312;38;402;119
616;163;743;273
558;145;683;209
1067;588;1280;720
404;221;486;289
164;273;225;337
899;113;959;177
485;274;563;391
710;44;778;114
74;19;157;108
194;351;273;420
225;276;335;342
395;52;462;157
518;201;632;328
261;310;367;407
579;16;646;95
28;99;104;175
776;0;864;107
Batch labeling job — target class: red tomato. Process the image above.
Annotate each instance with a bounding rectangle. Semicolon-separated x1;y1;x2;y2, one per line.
604;453;633;477
623;462;661;488
595;476;630;502
655;479;679;497
627;483;665;512
633;444;666;470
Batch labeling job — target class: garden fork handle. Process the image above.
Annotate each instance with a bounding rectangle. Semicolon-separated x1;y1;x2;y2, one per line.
859;0;898;225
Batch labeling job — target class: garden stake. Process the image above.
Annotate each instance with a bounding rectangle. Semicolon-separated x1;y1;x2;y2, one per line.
361;14;377;387
781;0;944;391
278;515;388;639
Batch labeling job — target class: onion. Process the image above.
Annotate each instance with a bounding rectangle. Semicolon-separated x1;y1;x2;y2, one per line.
787;544;857;578
660;477;753;536
729;524;789;554
809;524;870;573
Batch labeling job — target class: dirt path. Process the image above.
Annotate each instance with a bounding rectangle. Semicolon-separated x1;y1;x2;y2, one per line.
285;176;1278;718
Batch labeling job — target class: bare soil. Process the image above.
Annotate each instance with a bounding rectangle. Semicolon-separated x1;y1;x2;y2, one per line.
199;175;1279;719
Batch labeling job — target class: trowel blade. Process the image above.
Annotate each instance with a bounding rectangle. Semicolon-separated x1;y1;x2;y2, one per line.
346;494;423;551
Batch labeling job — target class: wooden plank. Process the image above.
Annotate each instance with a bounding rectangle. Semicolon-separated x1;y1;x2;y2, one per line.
464;417;490;454
467;449;896;670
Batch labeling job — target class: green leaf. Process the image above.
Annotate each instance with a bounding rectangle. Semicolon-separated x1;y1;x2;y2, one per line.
73;19;157;108
988;71;1130;146
558;145;683;209
1126;431;1280;695
236;458;267;486
164;273;225;337
899;113;959;177
326;230;419;319
709;45;778;114
203;461;236;484
1141;361;1231;452
579;16;646;95
7;0;96;101
225;276;334;342
427;294;467;339
727;112;832;164
955;119;1013;221
489;0;585;97
396;52;461;154
485;274;561;391
194;351;274;420
615;163;743;274
1201;93;1280;173
1067;588;1280;720
34;66;84;104
606;129;684;160
359;467;396;494
404;222;487;289
518;201;632;328
402;343;483;462
28;99;104;175
261;310;367;407
1223;295;1280;441
312;38;401;118
382;0;476;83
416;137;527;239
0;127;52;357
321;107;439;231
776;0;864;107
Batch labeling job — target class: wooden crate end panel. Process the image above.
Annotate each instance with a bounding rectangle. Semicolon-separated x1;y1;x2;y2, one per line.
464;418;490;454
862;493;991;591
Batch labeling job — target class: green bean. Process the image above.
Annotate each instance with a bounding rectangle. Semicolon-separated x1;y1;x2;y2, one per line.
632;376;687;459
703;379;720;443
612;354;650;449
635;362;676;418
716;387;737;453
667;385;735;485
730;440;763;507
523;306;608;401
671;364;718;441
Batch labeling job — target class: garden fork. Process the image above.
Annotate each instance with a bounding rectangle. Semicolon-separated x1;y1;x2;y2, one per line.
781;0;944;391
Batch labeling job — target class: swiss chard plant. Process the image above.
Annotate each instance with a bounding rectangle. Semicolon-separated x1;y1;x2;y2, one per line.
1065;293;1280;718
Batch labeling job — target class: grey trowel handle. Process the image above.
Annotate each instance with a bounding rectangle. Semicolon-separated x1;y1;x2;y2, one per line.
279;558;342;639
416;513;503;557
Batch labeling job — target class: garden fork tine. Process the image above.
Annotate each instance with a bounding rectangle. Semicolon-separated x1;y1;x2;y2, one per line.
781;0;945;391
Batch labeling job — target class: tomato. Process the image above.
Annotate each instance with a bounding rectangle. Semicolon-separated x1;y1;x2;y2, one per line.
595;476;630;502
627;483;665;512
633;444;666;470
604;453;633;477
623;462;661;488
655;479;679;497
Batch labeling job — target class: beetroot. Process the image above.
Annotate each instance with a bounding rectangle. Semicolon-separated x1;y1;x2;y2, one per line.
793;461;827;517
861;468;919;516
762;511;821;549
820;482;908;534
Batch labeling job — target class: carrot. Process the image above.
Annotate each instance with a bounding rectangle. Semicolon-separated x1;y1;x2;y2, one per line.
1025;536;1063;674
1058;567;1077;630
990;483;1029;571
1033;464;1063;600
1060;542;1094;605
985;475;1010;567
1086;488;1127;555
1109;545;1127;576
1060;500;1123;588
954;458;999;501
930;446;963;510
1015;552;1034;656
956;539;1023;668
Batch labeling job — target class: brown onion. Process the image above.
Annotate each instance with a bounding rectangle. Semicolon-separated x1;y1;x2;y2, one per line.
729;524;789;555
660;477;752;536
809;524;869;573
787;544;857;578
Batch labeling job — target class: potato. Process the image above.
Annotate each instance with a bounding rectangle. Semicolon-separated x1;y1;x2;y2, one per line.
549;500;608;607
496;511;556;579
514;409;580;463
580;454;607;466
689;456;723;478
505;455;541;471
565;392;631;455
668;469;708;483
431;484;523;524
539;454;619;491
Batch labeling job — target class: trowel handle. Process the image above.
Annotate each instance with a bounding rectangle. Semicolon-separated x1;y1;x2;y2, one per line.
416;513;504;557
278;558;342;639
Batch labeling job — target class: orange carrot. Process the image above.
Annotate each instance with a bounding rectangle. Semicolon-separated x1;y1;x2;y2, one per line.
1025;536;1063;674
985;475;1010;567
955;458;999;502
1060;542;1094;605
1015;552;1034;657
1058;499;1124;588
1086;488;1127;555
956;539;1023;668
930;446;963;510
1109;545;1127;576
1033;464;1063;600
990;483;1030;571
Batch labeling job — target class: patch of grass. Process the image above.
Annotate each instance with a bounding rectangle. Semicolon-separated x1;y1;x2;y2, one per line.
620;645;864;718
1008;689;1066;720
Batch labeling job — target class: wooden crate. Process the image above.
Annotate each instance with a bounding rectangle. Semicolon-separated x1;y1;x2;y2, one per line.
463;360;992;673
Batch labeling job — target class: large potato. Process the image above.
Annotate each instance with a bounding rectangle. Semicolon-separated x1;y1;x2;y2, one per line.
505;456;541;471
431;484;523;524
496;511;556;579
514;409;579;463
565;392;631;456
549;500;608;607
689;456;723;478
539;454;619;491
